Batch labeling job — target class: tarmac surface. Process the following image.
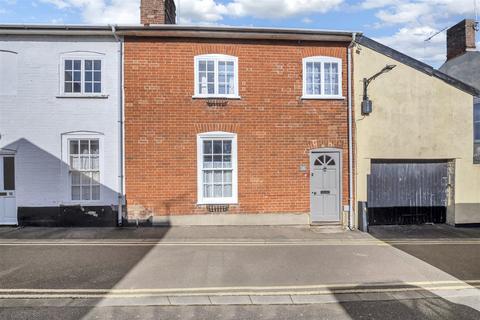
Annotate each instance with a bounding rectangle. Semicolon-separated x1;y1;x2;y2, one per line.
0;224;478;319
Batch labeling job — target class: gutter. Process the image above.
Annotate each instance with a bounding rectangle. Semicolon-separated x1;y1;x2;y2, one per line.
111;24;125;226
347;33;357;230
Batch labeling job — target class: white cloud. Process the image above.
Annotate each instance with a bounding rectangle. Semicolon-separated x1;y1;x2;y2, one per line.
226;0;343;19
41;0;344;25
41;0;139;24
360;0;480;66
373;26;446;65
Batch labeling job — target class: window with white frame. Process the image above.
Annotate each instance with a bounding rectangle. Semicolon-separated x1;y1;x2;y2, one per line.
197;132;238;204
302;56;342;98
194;54;239;98
474;103;480;163
69;139;100;201
62;58;102;95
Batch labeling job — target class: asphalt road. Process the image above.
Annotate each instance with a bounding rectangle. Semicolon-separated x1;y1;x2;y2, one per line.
0;225;479;319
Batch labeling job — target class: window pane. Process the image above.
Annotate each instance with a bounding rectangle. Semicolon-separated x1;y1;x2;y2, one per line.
214;171;222;183
223;141;232;154
92;171;100;183
199;60;206;71
94;60;101;70
306;62;313;73
475;104;480;122
94;72;101;82
208;84;214;94
213;141;222;154
475;123;480;141
73;82;81;93
203;155;213;168
213;155;222;168
85;60;92;70
91;156;99;170
85;83;92;93
81;172;91;185
92;185;100;200
94;83;101;93
223;155;231;168
207;72;214;83
80;140;89;154
207;60;214;72
74;60;81;70
73;71;81;81
65;71;72;81
224;184;232;197
72;186;81;200
71;172;81;185
65;60;72;69
203;171;212;183
85;72;92;81
70;140;79;154
70;156;80;170
65;83;72;93
203;141;212;154
227;61;234;73
219;84;226;94
82;186;91;200
90;140;99;154
224;171;232;183
214;185;222;197
314;83;321;95
204;184;212;198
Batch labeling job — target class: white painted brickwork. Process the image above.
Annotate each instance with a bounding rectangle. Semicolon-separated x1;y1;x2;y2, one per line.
0;35;120;207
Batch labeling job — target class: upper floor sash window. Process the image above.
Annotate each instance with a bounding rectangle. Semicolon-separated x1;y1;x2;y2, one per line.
194;54;239;99
302;56;343;99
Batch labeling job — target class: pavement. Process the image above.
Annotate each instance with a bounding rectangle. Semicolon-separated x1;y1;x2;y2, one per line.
0;224;479;319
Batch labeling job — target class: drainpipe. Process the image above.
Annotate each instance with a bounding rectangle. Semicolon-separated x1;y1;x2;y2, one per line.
347;33;357;230
111;25;125;226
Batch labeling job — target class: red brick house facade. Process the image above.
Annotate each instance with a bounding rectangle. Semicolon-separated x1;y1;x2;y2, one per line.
123;0;356;225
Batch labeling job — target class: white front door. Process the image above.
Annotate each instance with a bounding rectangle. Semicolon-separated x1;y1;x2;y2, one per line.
0;156;17;225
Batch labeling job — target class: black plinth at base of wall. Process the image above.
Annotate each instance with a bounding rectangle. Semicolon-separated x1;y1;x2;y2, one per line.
18;206;118;227
368;206;447;226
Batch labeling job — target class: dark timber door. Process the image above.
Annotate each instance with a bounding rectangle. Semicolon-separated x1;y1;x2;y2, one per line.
368;160;449;225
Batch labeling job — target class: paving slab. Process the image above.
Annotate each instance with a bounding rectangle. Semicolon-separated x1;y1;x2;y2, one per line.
250;295;293;305
291;294;338;304
168;296;211;306
208;295;252;305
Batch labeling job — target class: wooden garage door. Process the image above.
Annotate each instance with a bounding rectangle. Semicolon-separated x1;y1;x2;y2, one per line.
367;160;451;225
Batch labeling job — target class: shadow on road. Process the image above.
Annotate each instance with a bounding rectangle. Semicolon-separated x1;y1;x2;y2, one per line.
368;225;480;281
334;282;480;320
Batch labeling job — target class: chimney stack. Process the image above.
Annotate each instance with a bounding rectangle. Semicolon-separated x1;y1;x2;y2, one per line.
446;19;477;61
141;0;176;25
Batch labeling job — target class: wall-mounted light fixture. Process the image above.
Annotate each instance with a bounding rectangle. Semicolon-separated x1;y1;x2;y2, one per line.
362;64;396;115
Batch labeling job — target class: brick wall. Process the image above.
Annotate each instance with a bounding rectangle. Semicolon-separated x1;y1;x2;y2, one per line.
140;0;176;25
447;19;477;60
124;37;351;218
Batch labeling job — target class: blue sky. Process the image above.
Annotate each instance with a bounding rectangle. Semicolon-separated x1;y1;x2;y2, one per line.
1;0;479;67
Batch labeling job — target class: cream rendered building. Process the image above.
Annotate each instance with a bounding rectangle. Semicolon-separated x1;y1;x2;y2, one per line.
354;36;480;227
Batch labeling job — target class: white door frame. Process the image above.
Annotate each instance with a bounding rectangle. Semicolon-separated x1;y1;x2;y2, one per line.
0;152;17;225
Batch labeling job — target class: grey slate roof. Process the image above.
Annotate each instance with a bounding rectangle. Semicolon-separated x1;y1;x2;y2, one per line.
356;35;479;96
440;51;480;93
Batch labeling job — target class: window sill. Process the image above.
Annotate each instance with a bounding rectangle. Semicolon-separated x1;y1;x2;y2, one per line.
301;95;346;100
57;94;109;99
192;95;241;100
197;200;238;205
